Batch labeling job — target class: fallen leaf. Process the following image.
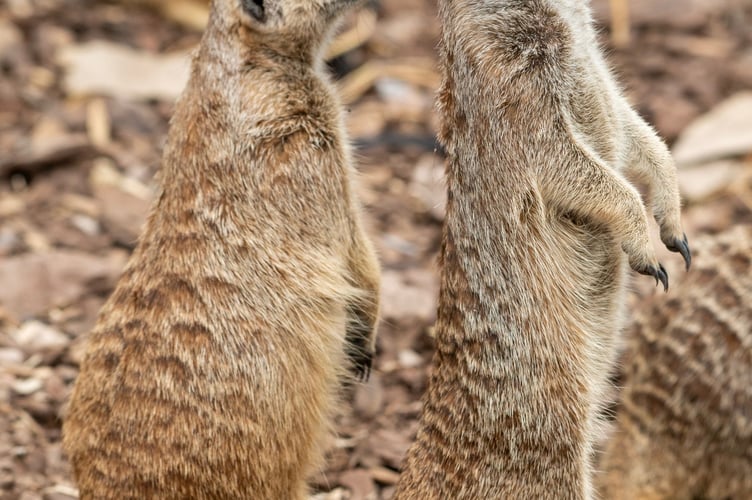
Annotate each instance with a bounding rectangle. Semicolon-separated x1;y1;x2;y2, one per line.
673;92;752;167
90;159;153;246
58;40;192;101
408;154;446;221
10;322;68;359
364;428;412;469
380;268;438;320
339;469;376;500
678;160;745;203
354;373;384;419
0;250;127;320
591;0;725;30
368;466;400;486
0;134;94;177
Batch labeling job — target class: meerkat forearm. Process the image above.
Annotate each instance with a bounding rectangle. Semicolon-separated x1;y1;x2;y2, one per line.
621;112;690;266
540;134;668;288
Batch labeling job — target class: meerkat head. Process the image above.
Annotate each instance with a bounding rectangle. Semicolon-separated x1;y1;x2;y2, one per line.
208;0;363;61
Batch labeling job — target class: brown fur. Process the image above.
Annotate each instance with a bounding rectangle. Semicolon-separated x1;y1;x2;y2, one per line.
599;225;752;500
62;1;380;498
394;0;688;498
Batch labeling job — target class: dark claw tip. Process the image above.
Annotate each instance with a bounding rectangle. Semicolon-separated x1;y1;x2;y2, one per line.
657;263;669;292
636;262;669;292
666;233;691;271
356;352;374;382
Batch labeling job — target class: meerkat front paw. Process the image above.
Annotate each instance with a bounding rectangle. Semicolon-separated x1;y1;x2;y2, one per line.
622;233;669;292
623;110;691;272
651;186;691;272
632;261;669;291
591;168;672;291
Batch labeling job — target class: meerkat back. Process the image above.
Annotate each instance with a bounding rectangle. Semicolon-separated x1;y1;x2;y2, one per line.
62;0;380;498
599;225;752;499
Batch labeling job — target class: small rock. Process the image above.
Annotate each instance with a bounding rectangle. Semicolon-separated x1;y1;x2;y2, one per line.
0;250;127;319
70;214;101;236
11;446;28;458
43;372;67;404
11;322;68;358
408;154;446;221
42;483;79;500
0;347;25;365
380;269;438;320
339;469;376;500
12;378;43;396
398;367;428;393
354;373;384;419
310;488;348;500
397;349;423;369
366;428;412;470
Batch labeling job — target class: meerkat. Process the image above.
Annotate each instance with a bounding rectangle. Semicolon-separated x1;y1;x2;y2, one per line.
394;0;690;498
599;225;752;500
62;0;380;498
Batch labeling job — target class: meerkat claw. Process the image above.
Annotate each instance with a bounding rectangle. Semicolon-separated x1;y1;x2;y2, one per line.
635;263;669;292
360;354;373;381
654;263;669;292
351;350;374;382
666;233;691;271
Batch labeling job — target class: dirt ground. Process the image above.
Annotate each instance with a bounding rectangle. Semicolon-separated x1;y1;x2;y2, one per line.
1;0;751;498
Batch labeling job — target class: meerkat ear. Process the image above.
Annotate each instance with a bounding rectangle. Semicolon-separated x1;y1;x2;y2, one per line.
241;0;266;22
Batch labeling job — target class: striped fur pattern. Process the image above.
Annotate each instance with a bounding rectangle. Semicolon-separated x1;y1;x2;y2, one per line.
394;0;688;498
600;225;752;499
62;1;380;498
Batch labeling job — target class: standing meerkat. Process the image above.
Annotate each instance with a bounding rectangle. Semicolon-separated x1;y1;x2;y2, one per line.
395;0;690;498
62;0;380;498
600;225;752;500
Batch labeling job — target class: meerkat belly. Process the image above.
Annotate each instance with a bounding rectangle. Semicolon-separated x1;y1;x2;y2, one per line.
546;211;627;375
65;245;350;495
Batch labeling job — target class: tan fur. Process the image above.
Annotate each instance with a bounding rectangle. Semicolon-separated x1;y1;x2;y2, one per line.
62;1;380;498
600;225;752;500
394;0;688;498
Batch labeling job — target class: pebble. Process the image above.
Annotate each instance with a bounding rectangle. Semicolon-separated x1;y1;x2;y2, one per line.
11;322;69;357
12;378;43;396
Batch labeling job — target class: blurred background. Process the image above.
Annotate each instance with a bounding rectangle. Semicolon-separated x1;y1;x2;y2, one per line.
0;0;751;498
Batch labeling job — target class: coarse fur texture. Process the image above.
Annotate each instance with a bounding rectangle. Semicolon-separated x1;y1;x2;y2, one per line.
394;0;689;498
62;0;380;498
599;225;752;500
